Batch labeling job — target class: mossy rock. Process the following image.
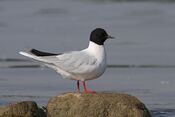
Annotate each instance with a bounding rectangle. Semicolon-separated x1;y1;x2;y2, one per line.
0;101;46;117
47;92;151;117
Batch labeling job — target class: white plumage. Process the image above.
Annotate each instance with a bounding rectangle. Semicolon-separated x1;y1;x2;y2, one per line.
19;41;106;81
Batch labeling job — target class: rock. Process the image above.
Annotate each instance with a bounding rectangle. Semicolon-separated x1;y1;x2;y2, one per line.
47;92;152;117
0;101;46;117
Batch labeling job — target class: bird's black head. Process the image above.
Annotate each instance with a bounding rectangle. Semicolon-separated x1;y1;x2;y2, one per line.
90;28;114;45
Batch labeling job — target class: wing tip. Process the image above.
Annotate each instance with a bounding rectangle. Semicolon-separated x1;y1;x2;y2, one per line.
29;49;59;56
30;48;36;54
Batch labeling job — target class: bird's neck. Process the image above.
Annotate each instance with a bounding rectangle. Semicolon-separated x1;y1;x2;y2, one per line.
86;41;106;60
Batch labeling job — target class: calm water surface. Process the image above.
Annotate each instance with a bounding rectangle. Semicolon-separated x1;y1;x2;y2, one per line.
0;0;175;116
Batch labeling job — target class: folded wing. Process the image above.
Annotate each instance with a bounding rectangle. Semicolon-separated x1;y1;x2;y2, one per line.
43;51;97;74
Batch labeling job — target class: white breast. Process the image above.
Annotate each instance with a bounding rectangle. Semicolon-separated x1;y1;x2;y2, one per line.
82;41;107;80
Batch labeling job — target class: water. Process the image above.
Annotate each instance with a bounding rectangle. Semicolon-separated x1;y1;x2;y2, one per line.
0;0;175;116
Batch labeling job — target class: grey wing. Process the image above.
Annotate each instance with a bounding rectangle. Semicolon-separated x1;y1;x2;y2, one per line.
42;51;97;74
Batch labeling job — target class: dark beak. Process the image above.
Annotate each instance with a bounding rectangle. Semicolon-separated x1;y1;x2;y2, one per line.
107;35;115;39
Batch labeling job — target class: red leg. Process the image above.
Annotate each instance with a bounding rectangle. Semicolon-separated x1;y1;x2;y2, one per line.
82;81;95;93
77;80;80;92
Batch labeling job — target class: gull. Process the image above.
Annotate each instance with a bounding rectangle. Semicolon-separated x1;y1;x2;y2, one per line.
19;28;114;93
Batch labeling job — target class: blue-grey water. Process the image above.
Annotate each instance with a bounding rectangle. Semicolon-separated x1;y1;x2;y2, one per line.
0;0;175;116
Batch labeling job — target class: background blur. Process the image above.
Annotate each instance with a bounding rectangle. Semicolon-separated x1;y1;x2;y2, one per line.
0;0;175;116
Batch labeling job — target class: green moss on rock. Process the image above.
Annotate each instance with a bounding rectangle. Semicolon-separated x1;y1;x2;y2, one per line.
47;92;151;117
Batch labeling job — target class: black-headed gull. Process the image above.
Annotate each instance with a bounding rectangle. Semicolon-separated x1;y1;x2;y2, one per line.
19;28;114;93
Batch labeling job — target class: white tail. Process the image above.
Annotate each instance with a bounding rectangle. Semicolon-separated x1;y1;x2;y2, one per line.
19;51;45;62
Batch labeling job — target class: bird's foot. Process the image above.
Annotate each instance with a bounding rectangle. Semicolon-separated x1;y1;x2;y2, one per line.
77;90;81;93
83;90;95;94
